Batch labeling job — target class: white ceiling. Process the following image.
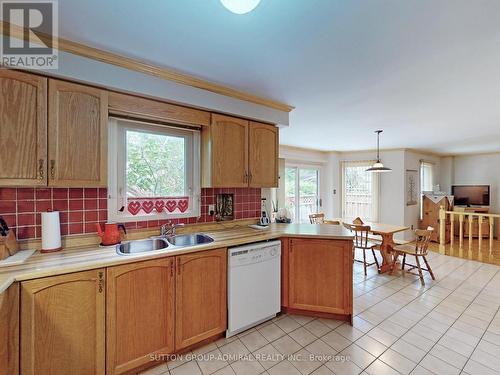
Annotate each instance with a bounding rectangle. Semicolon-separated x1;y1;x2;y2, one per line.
56;0;500;154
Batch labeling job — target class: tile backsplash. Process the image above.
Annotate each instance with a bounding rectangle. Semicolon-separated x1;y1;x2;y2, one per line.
0;187;261;240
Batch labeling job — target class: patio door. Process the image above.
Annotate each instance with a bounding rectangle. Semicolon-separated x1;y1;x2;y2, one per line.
285;166;321;223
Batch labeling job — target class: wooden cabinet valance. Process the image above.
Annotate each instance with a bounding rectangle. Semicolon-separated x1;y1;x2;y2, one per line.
108;91;210;127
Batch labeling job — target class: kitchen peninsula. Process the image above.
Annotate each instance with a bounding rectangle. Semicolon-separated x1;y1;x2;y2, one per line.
0;222;354;375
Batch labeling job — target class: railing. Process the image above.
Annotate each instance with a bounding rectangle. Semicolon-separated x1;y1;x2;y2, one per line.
439;207;499;251
285;194;318;223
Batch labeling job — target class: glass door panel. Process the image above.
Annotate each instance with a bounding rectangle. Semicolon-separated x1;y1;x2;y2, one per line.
285;166;320;223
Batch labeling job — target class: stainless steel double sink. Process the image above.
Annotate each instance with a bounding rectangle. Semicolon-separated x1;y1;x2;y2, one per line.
116;233;214;255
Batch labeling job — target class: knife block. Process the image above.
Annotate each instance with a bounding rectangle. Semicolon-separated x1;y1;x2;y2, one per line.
0;231;19;260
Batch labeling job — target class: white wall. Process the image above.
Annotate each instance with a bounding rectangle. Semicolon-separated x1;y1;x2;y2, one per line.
439;156;454;193
452;153;500;213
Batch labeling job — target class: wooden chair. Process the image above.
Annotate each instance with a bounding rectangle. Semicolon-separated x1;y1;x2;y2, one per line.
344;223;380;275
353;217;364;225
309;213;325;224
392;227;435;283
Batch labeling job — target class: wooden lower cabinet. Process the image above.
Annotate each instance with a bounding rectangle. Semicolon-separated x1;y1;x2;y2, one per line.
106;258;175;375
285;238;352;318
0;283;19;375
20;269;106;375
175;248;227;350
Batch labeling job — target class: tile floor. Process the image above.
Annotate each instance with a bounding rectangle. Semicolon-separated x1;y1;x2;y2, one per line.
140;250;500;375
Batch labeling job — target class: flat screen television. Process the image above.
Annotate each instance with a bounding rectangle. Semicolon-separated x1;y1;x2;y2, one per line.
451;185;490;206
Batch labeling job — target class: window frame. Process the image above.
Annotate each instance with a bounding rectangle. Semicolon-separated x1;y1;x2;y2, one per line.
108;117;201;223
341;160;380;222
420;161;434;193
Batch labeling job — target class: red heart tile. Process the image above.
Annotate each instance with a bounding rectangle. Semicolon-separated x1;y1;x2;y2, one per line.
178;199;188;213
142;200;154;214
155;200;165;213
128;201;141;215
166;200;177;212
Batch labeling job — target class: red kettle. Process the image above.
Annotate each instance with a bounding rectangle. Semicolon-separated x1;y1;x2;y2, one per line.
96;223;127;246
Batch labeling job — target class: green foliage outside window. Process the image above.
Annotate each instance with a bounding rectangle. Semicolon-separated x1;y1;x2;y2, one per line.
126;130;186;197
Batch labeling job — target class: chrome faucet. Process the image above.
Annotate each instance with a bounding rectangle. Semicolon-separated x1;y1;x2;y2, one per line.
160;222;185;237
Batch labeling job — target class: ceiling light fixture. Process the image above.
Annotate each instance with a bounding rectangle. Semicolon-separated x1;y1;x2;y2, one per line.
220;0;261;14
366;130;392;172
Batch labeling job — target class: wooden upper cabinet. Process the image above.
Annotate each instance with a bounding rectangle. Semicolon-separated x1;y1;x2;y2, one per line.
0;70;47;186
21;269;106;375
0;283;19;375
288;239;352;315
202;114;279;188
248;121;278;187
203;114;249;187
175;248;227;350
106;258;175;375
48;79;108;187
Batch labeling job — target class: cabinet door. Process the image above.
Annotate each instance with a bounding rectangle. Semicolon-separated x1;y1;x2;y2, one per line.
248;122;278;187
208;114;248;187
21;269;105;375
0;70;47;186
0;283;19;375
175;248;227;350
106;258;175;375
288;239;352;314
48;79;108;187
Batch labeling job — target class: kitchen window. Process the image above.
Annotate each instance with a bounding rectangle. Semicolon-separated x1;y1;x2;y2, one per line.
341;160;379;222
108;117;200;222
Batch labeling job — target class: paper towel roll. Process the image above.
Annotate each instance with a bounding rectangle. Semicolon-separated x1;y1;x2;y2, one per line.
41;211;62;252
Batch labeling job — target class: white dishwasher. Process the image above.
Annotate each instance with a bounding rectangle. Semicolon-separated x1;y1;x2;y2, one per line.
227;240;281;337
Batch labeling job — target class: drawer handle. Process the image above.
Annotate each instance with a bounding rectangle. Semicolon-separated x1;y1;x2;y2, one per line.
50;160;55;179
38;159;44;180
177;258;181;275
98;271;104;293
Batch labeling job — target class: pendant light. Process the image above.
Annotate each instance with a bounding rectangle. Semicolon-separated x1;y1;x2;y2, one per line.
366;130;392;172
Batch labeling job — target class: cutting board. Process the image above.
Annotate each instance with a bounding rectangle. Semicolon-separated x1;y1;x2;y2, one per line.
0;249;36;267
